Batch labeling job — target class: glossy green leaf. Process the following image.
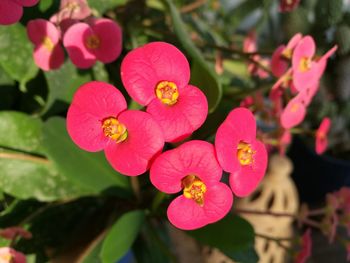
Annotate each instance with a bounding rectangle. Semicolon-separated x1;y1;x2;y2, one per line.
189;214;258;262
101;210;145;263
92;62;109;82
42;117;131;196
0;112;85;201
0;24;39;89
164;0;222;113
39;0;54;12
0;67;14;86
0;148;86;201
87;0;127;14
0;111;45;155
43;61;92;114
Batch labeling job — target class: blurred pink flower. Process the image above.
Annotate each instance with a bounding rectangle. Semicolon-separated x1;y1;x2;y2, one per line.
27;19;65;71
215;107;268;197
121;42;208;142
150;140;233;230
295;228;312;263
66;81;164;176
279;129;291;155
63;18;122;68
280;94;306;129
0;247;26;263
271;45;289;77
315;117;331;154
0;0;39;25
50;0;91;24
279;0;300;12
0;227;32;240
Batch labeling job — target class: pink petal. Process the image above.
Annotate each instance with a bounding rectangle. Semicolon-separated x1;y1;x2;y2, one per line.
215;107;257;173
286;33;303;51
13;0;39;6
57;0;91;20
150;140;222;193
27;19;60;46
66;81;127;152
315;117;331;154
88;18;122;63
146;85;208;142
0;0;23;25
63;22;96;69
271;45;289;77
104;110;164;176
280;96;306;129
229;140;267;197
0;247;26;263
167;182;233;230
121;42;191;106
293;36;316;62
33;44;65;71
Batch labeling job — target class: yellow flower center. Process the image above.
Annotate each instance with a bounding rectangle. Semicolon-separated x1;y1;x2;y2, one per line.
155;81;179;106
281;48;292;59
42;36;54;52
290;103;299;113
65;2;80;11
102;117;128;143
182;175;207;206
86;35;100;50
299;57;312;72
0;253;13;263
237;141;255;166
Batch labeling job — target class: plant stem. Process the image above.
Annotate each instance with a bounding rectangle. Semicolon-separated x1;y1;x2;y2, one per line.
0;152;49;165
131;177;141;203
180;0;206;13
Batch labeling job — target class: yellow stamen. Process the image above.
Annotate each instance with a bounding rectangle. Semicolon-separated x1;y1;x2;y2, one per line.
65;2;80;11
299;57;312;72
155;81;179;106
86;35;100;49
182;175;207;206
237;141;255;166
281;48;292;59
102;117;128;143
290;103;299;113
42;36;54;52
0;253;13;262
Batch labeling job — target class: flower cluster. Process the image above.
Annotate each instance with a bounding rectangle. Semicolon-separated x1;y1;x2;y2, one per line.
67;41;268;230
26;0;122;71
0;247;26;263
0;0;39;25
241;33;336;156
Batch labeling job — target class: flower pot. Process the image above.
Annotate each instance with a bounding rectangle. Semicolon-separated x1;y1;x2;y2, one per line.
288;137;350;203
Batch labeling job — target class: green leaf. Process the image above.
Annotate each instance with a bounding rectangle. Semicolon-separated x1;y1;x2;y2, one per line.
0;112;85;201
39;0;54;12
0;24;39;89
42;117;131;197
0;67;15;86
188;214;258;263
87;0;127;14
164;0;222;113
0;111;45;155
43;61;92;114
0;148;86;201
101;210;145;263
92;62;109;82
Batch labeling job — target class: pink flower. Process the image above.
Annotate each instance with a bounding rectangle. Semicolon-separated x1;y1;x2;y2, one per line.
0;227;32;240
50;0;91;24
27;19;65;71
121;42;208;142
0;247;26;263
315;117;331;154
66;81;164;176
215;108;268;197
280;94;306;129
271;45;289;77
292;36;320;92
295;228;312;263
63;18;122;69
0;0;39;25
150;140;233;230
279;0;300;12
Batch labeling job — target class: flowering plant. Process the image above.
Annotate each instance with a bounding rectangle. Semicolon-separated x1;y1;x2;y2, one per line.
0;0;349;262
